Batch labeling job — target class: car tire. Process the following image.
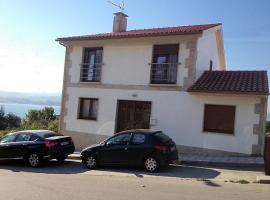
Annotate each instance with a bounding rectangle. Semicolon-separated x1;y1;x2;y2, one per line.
84;155;98;169
144;156;159;173
56;155;67;162
28;153;42;168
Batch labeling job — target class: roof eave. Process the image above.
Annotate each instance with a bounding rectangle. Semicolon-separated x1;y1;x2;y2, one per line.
55;31;203;43
188;90;269;96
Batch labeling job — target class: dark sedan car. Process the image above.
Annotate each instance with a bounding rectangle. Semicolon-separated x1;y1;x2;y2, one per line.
81;130;178;172
0;130;75;167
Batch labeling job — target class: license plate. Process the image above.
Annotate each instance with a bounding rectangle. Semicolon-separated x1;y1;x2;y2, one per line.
61;141;69;146
170;146;176;151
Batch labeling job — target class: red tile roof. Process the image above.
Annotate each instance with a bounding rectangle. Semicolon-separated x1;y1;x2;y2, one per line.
56;23;221;42
188;71;269;95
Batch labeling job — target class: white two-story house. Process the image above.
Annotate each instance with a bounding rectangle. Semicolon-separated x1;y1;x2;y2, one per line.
56;12;268;156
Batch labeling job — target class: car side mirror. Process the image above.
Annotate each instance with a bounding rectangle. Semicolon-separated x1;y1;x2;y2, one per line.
105;142;112;148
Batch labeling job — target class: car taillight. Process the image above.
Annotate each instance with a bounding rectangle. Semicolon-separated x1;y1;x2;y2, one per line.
45;141;58;149
154;145;168;153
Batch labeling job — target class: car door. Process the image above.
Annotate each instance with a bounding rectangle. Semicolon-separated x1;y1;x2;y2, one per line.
128;133;150;165
99;133;132;165
12;133;32;158
0;134;17;159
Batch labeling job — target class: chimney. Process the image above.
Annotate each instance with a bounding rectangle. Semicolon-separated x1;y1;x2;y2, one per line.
113;12;128;32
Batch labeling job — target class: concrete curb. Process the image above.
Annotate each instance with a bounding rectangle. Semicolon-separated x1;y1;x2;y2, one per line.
180;160;264;168
68;154;80;160
256;176;270;184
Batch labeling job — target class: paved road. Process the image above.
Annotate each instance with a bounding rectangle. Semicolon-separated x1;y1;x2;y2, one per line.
0;160;269;200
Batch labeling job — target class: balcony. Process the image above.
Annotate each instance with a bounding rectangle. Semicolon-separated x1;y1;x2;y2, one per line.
80;63;103;82
150;63;179;84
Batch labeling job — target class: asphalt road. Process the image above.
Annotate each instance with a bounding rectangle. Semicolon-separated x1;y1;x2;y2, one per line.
0;160;269;200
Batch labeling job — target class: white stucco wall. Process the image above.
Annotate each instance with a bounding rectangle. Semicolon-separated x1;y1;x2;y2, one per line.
68;29;224;87
67;35;199;87
196;26;222;78
64;87;260;154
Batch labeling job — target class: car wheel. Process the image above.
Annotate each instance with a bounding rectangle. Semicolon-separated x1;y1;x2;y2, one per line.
144;157;159;172
56;155;67;162
85;155;97;169
28;153;41;168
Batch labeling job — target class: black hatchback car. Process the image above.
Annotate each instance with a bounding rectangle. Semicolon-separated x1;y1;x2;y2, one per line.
81;130;178;172
0;130;75;167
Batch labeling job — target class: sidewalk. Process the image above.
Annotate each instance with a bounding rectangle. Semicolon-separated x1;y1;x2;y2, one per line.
179;154;264;168
68;152;264;167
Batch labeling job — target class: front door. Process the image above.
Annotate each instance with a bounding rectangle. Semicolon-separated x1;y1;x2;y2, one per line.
116;100;151;132
0;134;17;159
99;133;132;165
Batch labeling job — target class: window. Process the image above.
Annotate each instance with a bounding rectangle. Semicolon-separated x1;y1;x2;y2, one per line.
151;44;179;84
106;133;131;145
0;134;16;143
203;104;236;134
153;132;172;143
30;135;42;142
15;134;31;142
132;133;146;145
78;98;98;120
81;47;103;82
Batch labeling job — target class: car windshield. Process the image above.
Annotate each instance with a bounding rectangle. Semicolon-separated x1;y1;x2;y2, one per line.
153;132;171;143
36;132;61;138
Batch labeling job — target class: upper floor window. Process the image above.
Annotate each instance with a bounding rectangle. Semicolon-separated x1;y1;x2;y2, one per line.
150;44;179;84
78;98;98;120
80;48;103;82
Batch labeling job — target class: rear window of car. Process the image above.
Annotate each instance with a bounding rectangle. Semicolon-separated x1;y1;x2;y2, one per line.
153;132;171;143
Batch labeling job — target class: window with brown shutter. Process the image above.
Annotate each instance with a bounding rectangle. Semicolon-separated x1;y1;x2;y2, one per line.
203;104;236;134
78;98;98;120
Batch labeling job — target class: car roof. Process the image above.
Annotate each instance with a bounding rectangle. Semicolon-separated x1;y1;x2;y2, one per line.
116;129;162;135
9;130;56;135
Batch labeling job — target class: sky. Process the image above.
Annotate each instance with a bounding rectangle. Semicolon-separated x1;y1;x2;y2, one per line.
0;0;269;94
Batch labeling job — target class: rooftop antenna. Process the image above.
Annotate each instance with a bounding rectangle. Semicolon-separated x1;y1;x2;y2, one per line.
107;1;125;12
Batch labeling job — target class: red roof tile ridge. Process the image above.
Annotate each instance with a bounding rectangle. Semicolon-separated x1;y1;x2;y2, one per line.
56;23;222;41
188;70;269;95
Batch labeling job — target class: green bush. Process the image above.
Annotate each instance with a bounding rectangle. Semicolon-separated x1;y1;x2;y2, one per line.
21;107;58;132
0;130;9;137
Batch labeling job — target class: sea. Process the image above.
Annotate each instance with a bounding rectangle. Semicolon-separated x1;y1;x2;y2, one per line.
0;102;61;119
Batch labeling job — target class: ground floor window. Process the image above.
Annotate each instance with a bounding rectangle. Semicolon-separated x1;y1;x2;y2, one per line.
203;104;236;134
78;98;98;120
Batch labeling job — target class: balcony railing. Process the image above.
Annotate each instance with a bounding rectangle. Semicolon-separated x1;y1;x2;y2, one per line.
80;63;103;82
150;63;179;84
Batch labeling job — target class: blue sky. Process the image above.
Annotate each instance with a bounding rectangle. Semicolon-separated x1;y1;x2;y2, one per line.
0;0;269;94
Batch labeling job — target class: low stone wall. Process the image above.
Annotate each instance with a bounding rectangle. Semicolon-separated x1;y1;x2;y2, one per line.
64;130;109;151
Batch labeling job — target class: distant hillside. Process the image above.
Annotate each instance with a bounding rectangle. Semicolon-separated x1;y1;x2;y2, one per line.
0;91;61;106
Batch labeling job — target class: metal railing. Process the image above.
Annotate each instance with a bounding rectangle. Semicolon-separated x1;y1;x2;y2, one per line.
80;63;103;82
150;63;179;84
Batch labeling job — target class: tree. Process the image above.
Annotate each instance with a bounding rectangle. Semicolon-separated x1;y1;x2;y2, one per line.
5;113;21;129
0;106;7;129
266;121;270;133
21;107;58;132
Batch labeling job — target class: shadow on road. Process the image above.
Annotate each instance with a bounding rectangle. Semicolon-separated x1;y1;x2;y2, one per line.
0;160;88;174
0;160;221;180
93;164;221;179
